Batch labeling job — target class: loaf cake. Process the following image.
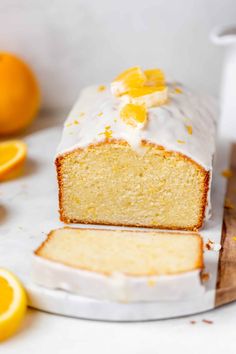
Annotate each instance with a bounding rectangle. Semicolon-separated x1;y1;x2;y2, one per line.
32;227;204;302
56;67;216;230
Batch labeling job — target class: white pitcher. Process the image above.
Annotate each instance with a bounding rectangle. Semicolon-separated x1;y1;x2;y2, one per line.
211;25;236;142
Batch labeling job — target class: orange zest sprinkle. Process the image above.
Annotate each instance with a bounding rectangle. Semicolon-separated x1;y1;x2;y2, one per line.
97;112;103;117
147;278;156;287
174;87;183;94
73;120;79;125
232;237;236;241
99;126;113;139
221;169;233;178
98;85;106;92
185;125;193;135
177;140;185;144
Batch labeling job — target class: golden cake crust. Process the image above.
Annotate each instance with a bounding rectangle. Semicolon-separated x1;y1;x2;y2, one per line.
55;139;210;231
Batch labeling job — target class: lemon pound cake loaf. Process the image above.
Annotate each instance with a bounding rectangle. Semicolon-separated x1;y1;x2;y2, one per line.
56;67;216;230
32;227;204;302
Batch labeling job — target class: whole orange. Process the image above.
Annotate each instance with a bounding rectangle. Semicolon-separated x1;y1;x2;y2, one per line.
0;52;40;135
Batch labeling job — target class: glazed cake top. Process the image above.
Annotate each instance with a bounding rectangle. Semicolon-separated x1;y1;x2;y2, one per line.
56;83;217;170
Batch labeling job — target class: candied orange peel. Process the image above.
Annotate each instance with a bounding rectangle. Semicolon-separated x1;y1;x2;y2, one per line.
120;86;168;108
111;67;146;97
120;103;147;128
144;69;165;87
111;66;168;108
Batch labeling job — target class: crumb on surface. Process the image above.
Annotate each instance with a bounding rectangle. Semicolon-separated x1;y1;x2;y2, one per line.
205;239;221;252
221;169;233;178
205;239;214;250
202;319;213;324
201;272;210;282
224;198;234;209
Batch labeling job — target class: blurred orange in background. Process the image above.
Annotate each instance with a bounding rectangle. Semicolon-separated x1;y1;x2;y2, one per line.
0;52;40;135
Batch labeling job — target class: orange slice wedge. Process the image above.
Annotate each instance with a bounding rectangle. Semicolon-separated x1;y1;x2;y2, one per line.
0;140;27;181
0;269;27;341
111;66;146;97
120;103;147;128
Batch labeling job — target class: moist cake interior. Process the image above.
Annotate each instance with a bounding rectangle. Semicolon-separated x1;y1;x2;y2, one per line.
57;141;208;230
36;228;203;276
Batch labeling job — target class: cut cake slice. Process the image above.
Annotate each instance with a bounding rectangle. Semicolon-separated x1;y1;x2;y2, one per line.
32;227;205;302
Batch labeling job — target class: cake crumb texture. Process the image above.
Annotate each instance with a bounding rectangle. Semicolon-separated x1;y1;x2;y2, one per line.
56;141;209;230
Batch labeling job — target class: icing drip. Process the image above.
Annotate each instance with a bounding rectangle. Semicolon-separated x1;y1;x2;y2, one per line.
57;84;217;170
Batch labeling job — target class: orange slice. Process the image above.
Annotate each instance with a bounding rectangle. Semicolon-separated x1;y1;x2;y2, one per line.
0;269;27;341
0;140;27;181
144;69;165;87
111;66;146;97
120;86;168;108
120;103;147;128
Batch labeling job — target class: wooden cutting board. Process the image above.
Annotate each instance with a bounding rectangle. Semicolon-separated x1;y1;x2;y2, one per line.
216;143;236;306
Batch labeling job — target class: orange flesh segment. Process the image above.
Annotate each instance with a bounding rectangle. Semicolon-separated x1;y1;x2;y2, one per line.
0;276;14;314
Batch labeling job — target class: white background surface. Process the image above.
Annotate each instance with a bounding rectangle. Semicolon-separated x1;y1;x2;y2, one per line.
0;0;236;109
1;304;236;354
0;110;235;354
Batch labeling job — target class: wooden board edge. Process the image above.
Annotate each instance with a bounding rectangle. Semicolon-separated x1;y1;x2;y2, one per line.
215;143;236;307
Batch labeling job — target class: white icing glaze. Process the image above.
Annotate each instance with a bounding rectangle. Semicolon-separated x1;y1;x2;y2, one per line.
32;255;205;302
56;84;217;170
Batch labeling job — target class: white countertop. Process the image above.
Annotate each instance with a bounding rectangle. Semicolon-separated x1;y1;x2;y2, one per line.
1;113;236;353
1;304;236;354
